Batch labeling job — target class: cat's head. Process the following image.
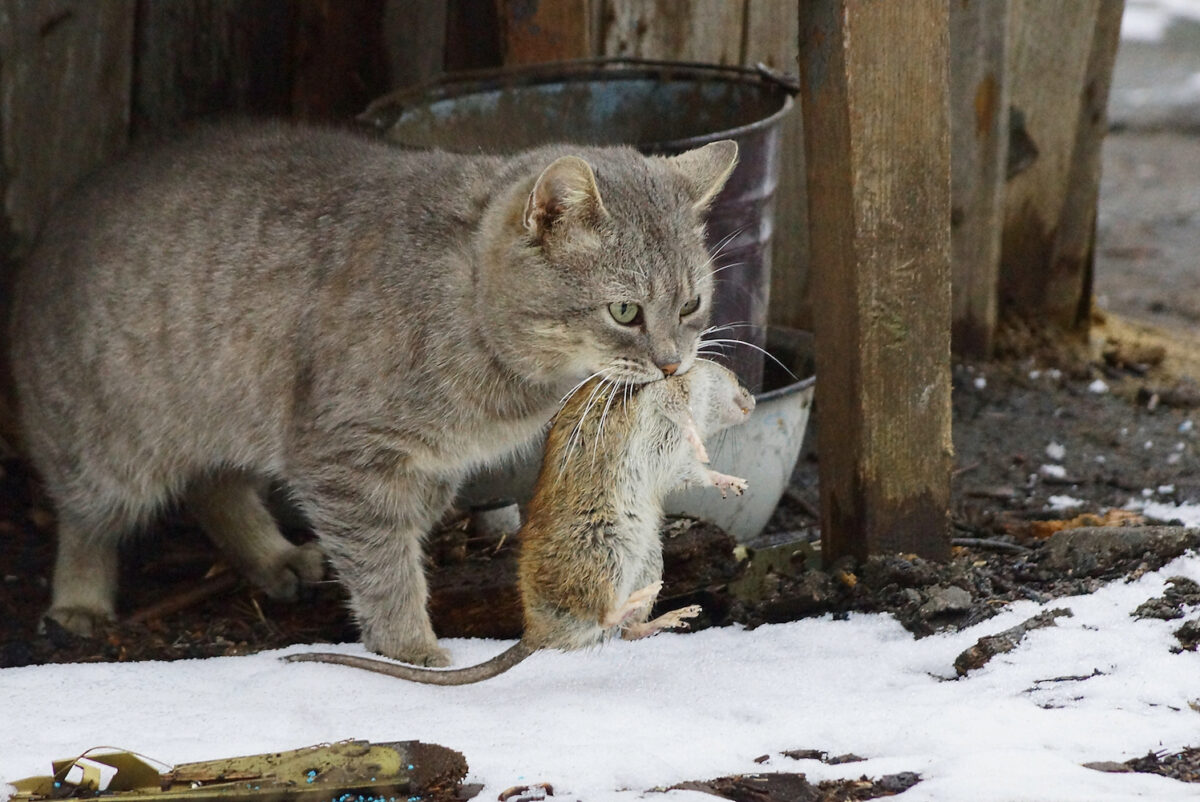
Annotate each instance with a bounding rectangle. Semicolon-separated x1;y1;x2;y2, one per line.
481;140;738;391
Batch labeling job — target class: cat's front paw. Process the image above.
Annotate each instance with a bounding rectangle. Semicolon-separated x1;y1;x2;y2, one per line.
252;542;326;601
43;605;114;638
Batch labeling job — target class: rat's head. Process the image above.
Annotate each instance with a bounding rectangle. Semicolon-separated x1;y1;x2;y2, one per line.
481;141;738;389
684;360;755;437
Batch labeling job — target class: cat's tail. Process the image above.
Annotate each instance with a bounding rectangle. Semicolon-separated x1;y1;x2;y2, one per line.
283;641;535;685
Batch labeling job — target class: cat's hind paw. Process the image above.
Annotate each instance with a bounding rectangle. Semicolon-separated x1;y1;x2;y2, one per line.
42;605;114;638
253;542;326;601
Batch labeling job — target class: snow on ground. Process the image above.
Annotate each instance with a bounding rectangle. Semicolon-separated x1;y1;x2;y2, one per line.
3;545;1200;802
1123;0;1200;42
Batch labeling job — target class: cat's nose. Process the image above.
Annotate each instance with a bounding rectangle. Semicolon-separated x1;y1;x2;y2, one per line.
659;361;680;377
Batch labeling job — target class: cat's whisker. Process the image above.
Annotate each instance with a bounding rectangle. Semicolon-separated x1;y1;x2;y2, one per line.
708;261;746;277
559;368;610;406
559;369;616;474
700;337;797;380
592;376;623;471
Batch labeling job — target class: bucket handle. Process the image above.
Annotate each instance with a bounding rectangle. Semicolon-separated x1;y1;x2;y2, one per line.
359;56;799;131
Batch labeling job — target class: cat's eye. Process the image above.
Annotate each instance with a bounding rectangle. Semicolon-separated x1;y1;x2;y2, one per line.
680;295;701;317
609;301;642;325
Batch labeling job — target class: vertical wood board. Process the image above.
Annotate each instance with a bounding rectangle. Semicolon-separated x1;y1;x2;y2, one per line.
1046;0;1125;330
383;0;448;89
1;0;135;246
132;0;294;136
999;0;1100;323
600;0;745;64
498;0;595;63
290;0;391;120
800;0;953;561
745;0;811;333
949;0;1010;357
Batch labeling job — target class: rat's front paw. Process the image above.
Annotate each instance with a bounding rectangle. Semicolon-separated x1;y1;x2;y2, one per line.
707;470;748;497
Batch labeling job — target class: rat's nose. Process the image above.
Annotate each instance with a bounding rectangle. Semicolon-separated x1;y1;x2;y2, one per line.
659;361;680;377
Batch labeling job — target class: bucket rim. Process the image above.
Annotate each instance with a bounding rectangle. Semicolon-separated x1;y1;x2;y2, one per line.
360;57;798;149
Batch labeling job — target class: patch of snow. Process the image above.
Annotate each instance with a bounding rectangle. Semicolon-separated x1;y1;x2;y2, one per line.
1181;419;1195;434
1094;455;1108;464
1123;0;1200;41
1045;442;1066;462
1145;440;1155;450
1169;453;1183;465
1047;495;1085;511
1039;464;1068;480
1158;485;1177;495
1088;379;1110;394
973;377;987;390
4;557;1200;801
1028;370;1041;380
1128;498;1200;527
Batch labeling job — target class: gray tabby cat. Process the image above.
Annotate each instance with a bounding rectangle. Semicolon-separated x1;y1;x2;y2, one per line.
8;122;736;666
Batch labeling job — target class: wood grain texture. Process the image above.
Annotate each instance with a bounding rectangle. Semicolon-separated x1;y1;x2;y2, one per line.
949;0;1010;357
600;0;745;64
0;0;135;247
499;0;595;63
799;0;953;561
383;0;448;89
746;0;811;332
1046;0;1125;330
999;0;1102;327
0;0;135;451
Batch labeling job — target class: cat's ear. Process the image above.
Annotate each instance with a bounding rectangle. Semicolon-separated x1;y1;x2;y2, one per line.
523;155;607;238
665;140;739;211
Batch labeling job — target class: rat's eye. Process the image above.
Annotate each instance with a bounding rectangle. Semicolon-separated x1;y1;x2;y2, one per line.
680;295;701;317
608;301;642;325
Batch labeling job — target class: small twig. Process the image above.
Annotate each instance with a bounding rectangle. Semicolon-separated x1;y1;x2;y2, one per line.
951;537;1032;555
952;462;980;478
954;607;1072;676
125;569;239;624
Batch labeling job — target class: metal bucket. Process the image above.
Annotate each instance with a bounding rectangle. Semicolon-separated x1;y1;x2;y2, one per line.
361;58;796;392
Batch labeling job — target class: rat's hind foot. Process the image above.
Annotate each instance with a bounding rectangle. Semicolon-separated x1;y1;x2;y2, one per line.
602;580;663;628
623;604;702;640
707;470;748;497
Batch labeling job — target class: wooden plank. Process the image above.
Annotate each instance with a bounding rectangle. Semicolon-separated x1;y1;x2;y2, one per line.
444;0;503;72
949;0;1010;357
0;0;135;452
998;0;1101;329
600;0;745;65
798;0;953;561
132;0;294;136
382;0;448;89
0;0;135;246
290;0;391;121
499;0;595;64
1047;0;1125;330
745;0;811;332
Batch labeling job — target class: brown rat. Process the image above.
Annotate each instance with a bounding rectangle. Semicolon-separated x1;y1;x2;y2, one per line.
285;359;754;683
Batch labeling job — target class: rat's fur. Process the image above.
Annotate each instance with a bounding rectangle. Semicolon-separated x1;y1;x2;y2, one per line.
8;121;737;666
286;359;754;684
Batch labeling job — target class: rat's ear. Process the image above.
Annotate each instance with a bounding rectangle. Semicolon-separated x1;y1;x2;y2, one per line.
665;140;738;211
523;155;607;239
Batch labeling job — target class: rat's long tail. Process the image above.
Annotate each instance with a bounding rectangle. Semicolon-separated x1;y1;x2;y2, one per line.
283;641;534;685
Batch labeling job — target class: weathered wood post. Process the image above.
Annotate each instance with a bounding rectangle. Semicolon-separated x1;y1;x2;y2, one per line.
798;1;953;562
949;0;1011;358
